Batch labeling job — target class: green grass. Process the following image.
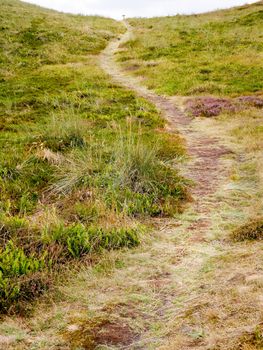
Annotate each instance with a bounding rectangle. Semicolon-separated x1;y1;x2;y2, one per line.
118;1;263;96
0;0;187;312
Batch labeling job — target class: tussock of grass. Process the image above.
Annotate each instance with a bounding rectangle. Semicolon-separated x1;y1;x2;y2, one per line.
50;127;188;217
231;217;263;241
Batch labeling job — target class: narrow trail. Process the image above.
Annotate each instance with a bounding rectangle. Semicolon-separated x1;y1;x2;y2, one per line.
87;22;262;349
100;22;231;243
101;22;230;200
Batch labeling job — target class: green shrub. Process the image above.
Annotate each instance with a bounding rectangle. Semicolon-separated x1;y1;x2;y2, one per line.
42;223;141;258
0;241;49;312
0;214;29;244
44;223;90;258
230;217;263;241
73;202;99;223
0;241;48;277
88;226;141;251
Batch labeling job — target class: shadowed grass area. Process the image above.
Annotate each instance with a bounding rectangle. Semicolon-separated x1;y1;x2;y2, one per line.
0;0;188;312
118;1;263;96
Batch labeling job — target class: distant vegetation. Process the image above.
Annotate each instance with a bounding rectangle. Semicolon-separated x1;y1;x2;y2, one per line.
119;1;263;96
0;0;188;312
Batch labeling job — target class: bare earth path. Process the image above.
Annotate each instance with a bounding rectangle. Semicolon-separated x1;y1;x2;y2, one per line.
95;22;263;349
100;22;231;208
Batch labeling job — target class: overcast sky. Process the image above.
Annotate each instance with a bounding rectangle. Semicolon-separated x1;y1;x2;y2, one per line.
23;0;257;19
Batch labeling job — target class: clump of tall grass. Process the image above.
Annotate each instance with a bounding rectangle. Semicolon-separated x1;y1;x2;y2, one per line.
50;127;188;216
41;113;87;152
104;129;187;215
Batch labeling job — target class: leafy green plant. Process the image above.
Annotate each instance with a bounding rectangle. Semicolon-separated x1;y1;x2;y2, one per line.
0;214;29;244
0;241;48;277
42;223;90;258
42;223;141;258
88;226;141;251
0;241;49;312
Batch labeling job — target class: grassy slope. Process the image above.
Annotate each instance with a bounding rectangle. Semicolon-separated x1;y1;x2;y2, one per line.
0;0;187;312
119;1;263;96
0;0;123;214
0;2;263;349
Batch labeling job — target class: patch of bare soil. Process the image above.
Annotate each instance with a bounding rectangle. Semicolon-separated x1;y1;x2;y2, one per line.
64;318;137;349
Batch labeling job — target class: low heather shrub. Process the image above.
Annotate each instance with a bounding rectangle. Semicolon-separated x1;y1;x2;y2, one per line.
185;97;236;117
186;95;263;118
236;95;263;108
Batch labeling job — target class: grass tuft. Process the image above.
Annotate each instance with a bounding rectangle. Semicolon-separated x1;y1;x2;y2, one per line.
230;217;263;241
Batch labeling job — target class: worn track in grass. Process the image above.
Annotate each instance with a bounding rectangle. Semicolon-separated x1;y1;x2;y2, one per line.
97;22;263;349
101;22;230;198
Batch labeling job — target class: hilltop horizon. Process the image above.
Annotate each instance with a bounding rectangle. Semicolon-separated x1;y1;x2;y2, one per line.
21;0;259;19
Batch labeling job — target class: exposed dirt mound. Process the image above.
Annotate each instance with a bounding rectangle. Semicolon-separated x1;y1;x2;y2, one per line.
64;317;136;349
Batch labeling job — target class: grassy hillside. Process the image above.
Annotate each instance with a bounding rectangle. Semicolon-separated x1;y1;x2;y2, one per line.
119;1;263;96
0;0;187;313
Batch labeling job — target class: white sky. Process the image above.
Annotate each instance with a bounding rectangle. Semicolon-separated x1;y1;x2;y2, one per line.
22;0;257;19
